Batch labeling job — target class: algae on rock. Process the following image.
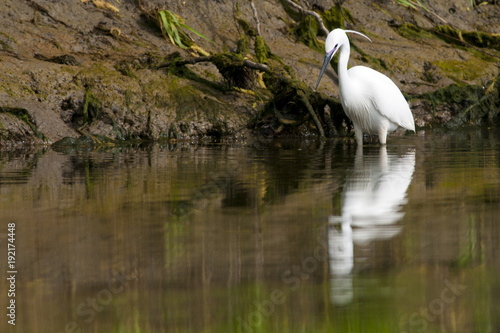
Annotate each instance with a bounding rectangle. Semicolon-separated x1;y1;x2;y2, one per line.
415;74;500;127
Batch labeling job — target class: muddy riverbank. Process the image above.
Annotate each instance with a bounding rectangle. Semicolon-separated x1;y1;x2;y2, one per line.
1;0;499;145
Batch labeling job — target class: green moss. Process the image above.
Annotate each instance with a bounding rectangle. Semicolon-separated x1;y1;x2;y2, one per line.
321;4;354;31
0;107;47;140
115;61;137;78
77;63;123;86
0;84;15;97
421;62;439;83
295;15;322;52
211;53;255;89
165;53;228;92
322;6;343;30
254;36;269;64
0;40;10;50
395;23;500;52
237;18;256;37
363;55;389;71
433;25;500;51
167;80;228;124
341;7;355;27
463;31;500;50
0;32;15;42
0;32;16;50
124;89;132;114
60;66;77;75
397;23;435;40
432;25;465;45
434;59;487;82
416;74;500;127
392;22;499;83
141;77;171;108
83;87;101;125
236;35;249;54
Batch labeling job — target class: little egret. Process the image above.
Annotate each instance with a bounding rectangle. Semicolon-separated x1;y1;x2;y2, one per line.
316;29;415;145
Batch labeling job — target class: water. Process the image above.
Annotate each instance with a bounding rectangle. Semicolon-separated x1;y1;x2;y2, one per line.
1;128;500;333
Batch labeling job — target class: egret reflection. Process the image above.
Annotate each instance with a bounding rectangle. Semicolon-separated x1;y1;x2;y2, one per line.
328;146;415;305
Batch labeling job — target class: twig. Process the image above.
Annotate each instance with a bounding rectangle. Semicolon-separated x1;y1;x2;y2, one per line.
283;0;329;36
250;0;261;36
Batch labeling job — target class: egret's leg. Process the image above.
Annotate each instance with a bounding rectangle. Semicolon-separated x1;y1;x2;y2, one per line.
353;123;363;146
378;126;388;145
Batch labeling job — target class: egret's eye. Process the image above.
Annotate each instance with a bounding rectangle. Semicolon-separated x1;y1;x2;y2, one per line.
334;43;338;49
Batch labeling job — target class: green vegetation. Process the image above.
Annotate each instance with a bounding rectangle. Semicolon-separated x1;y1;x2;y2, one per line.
254;36;269;64
396;22;435;40
395;0;430;11
415;74;500;127
433;25;500;51
397;0;497;10
321;4;355;30
82;87;101;126
157;9;214;49
295;15;323;52
0;106;47;140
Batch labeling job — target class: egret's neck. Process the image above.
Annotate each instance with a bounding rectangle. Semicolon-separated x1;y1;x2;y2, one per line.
337;43;351;85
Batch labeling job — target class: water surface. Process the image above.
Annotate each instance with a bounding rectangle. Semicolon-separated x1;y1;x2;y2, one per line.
1;129;500;332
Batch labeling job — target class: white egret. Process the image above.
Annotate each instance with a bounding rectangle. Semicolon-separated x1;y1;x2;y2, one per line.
316;29;415;145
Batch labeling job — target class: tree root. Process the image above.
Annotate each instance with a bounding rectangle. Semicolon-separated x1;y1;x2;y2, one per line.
297;90;325;138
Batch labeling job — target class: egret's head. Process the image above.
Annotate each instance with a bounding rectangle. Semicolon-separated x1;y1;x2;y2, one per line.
324;29;347;55
315;29;372;91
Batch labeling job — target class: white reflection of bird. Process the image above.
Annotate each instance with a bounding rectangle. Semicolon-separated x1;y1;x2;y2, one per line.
340;146;415;230
316;29;415;146
328;146;415;305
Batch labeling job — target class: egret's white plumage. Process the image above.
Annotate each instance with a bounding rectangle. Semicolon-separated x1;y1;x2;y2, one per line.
327;146;415;305
316;29;415;145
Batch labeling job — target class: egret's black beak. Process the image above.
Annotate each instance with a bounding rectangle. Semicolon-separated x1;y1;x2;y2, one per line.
315;51;335;91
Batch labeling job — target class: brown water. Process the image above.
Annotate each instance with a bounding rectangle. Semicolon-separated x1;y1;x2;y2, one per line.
1;128;500;333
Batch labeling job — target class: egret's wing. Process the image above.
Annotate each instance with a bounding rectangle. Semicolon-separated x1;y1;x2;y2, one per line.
350;67;415;131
